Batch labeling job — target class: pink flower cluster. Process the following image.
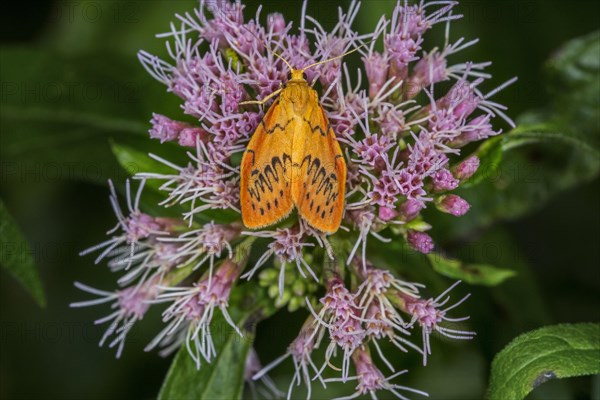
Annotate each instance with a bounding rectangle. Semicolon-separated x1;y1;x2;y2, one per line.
73;0;515;398
257;267;473;398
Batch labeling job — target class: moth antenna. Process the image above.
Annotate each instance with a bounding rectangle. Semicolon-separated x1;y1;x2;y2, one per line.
271;50;294;73
301;39;373;73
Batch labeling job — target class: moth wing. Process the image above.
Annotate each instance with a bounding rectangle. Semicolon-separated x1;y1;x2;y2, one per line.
240;100;295;229
293;101;346;233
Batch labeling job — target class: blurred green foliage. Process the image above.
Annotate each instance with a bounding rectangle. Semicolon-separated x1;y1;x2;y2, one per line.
0;1;598;399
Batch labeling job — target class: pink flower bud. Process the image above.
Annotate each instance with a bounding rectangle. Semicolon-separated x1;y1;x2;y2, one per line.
407;230;434;254
178;127;205;147
385;34;422;74
363;52;389;98
454;98;479;119
437;194;470;216
149;113;188;143
352;347;386;392
407;52;448;98
149;114;206;147
267;13;286;34
431;168;459;192
398;199;423;222
451;115;499;147
453;156;480;181
378;206;398;221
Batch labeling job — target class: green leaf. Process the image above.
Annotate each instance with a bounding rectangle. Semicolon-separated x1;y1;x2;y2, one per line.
497;125;600;212
487;323;600;400
545;30;600;149
480;31;600;217
110;139;178;186
0;199;46;307
158;315;252;400
427;252;516;286
482;124;598;218
158;283;274;400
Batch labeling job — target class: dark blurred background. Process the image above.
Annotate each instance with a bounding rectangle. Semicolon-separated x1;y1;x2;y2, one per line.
1;1;598;399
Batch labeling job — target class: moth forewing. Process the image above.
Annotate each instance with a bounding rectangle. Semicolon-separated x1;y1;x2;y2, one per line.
240;99;295;229
240;70;347;233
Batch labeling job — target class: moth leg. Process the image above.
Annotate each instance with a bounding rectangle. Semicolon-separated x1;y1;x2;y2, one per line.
240;88;282;106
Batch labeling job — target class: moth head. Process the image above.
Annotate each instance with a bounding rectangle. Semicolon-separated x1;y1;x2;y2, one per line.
290;70;308;82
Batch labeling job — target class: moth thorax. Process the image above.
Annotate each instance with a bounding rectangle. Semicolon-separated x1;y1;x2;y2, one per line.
283;85;313;112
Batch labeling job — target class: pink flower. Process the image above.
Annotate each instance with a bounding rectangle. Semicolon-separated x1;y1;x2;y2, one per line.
378;206;398;221
308;277;366;381
79;180;180;283
70;276;162;358
398;199;424;222
407;230;434;254
138;141;240;223
354;134;394;169
252;316;325;399
431;168;459;192
437;194;471;216
400;281;476;364
453;156;481;180
363;52;390;98
241;226;317;295
355;267;423;369
163;222;241;280
145;259;243;369
76;0;514;396
149;113;207;147
407;50;449;95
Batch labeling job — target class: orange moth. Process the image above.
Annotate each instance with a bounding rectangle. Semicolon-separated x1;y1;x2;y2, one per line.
240;51;357;234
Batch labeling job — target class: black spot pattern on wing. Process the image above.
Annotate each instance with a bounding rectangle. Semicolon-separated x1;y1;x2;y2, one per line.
247;153;291;202
300;155;340;216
